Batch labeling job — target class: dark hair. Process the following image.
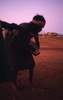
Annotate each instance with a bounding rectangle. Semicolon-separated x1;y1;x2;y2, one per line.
33;14;46;23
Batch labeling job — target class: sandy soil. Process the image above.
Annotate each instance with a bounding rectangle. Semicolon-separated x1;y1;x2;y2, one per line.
0;37;63;100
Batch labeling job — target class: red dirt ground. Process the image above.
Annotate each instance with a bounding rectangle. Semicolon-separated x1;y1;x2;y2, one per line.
0;37;63;100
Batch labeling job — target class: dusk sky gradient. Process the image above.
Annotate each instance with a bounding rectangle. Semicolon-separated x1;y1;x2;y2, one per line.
0;0;63;34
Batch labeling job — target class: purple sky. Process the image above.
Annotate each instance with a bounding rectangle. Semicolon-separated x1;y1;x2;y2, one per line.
0;0;63;34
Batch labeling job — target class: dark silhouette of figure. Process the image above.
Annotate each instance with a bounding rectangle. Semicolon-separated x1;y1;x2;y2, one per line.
0;14;46;85
0;21;13;82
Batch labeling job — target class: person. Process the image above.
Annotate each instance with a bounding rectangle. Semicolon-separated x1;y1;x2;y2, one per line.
0;14;46;84
0;20;13;82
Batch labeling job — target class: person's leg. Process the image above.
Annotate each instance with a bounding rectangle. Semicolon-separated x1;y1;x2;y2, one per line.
29;67;34;83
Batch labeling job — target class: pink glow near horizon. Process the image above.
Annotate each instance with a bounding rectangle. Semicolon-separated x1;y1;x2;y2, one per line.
0;0;63;34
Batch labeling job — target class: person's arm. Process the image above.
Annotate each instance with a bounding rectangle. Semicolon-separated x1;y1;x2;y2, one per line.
34;33;40;49
0;20;24;31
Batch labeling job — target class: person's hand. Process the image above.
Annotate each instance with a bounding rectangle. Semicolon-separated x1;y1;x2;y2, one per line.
0;20;2;29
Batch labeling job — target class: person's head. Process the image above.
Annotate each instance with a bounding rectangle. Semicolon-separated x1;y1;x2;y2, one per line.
29;14;46;33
